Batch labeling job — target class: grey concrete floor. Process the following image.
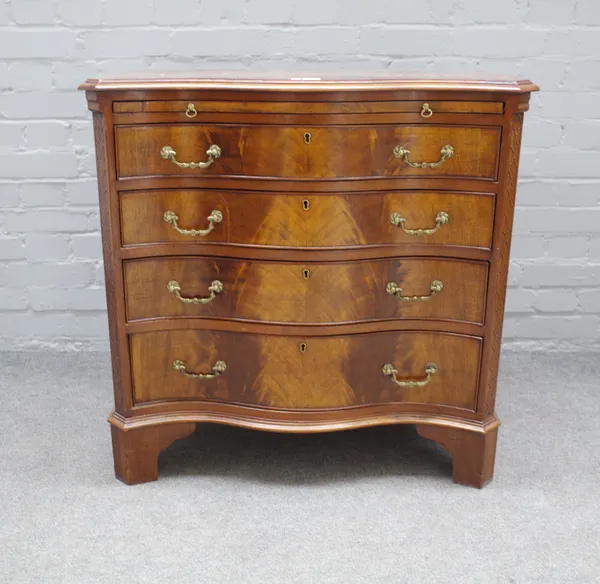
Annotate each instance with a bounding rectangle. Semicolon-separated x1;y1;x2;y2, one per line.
0;350;599;583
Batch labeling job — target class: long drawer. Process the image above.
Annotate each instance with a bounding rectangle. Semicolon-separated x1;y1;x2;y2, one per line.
130;329;482;410
124;257;487;325
115;124;501;180
120;190;495;250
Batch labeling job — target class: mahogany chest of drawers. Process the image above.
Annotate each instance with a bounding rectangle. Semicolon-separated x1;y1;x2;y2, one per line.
80;72;538;488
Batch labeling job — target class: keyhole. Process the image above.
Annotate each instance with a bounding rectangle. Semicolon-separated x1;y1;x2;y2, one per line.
299;342;307;353
302;199;310;211
304;132;311;144
303;268;310;280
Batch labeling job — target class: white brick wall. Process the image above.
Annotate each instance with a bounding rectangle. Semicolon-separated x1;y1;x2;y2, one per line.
1;0;599;351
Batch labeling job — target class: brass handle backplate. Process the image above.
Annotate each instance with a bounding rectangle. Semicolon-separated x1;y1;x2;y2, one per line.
386;280;444;302
160;144;222;169
420;103;433;118
173;359;227;379
163;209;223;236
167;280;223;304
185;103;198;118
390;211;449;235
393;144;454;168
382;362;438;388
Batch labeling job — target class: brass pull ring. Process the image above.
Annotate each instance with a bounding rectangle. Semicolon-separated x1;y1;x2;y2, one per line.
382;362;438;388
393;144;454;168
163;209;223;236
173;359;227;379
390;211;449;235
386;280;444;302
185;103;198;118
160;144;222;169
167;280;223;304
420;103;433;118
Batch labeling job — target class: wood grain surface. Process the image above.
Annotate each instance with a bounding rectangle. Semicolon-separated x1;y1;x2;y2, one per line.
130;329;482;410
120;189;495;250
115;124;501;180
124;256;487;325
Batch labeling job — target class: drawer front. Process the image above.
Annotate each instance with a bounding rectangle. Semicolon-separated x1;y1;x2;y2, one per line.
120;190;495;250
114;100;504;115
124;257;487;325
131;330;482;409
115;124;501;180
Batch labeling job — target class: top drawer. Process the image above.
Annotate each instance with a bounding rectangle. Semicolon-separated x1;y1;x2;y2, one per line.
114;124;501;181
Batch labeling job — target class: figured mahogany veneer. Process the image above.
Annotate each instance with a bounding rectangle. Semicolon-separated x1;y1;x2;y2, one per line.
115;124;501;180
124;256;487;325
81;72;537;487
120;189;495;250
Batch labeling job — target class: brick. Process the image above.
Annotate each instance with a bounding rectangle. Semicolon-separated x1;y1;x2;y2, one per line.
576;0;600;25
517;59;567;92
454;0;522;24
537;92;600;121
579;290;600;313
505;289;536;314
546;237;588;259
172;29;268;58
333;3;391;26
25;235;70;262
0;62;9;89
514;208;600;235
153;0;204;25
71;234;102;259
361;28;452;57
11;0;56;24
512;316;599;339
527;0;575;25
0;30;77;59
105;0;154;25
8;62;53;91
55;0;103;26
0;288;28;310
563;121;600;150
3;262;93;287
566;61;600;91
71;122;94;149
82;30;171;59
521;119;562;149
536;151;600;179
0;153;78;179
0;183;20;207
451;29;545;58
25;122;71;150
545;30;599;57
0;92;87;119
0;123;26;149
53;62;101;91
290;0;338;25
30;286;107;311
0;236;26;260
243;0;293;24
20;183;65;207
590;238;600;259
0;1;9;25
274;27;359;56
507;262;522;286
532;290;578;313
510;236;545;260
520;264;600;287
64;181;99;205
93;263;105;285
517;181;600;207
4;211;89;233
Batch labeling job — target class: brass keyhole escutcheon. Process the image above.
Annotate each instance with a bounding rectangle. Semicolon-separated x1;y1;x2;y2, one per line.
304;132;311;144
303;268;310;280
302;199;310;211
299;342;307;353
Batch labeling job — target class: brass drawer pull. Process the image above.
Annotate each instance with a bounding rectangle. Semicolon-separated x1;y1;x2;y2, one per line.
173;359;227;379
386;280;443;301
420;103;433;118
167;280;223;304
390;211;449;235
163;209;223;236
393;144;454;168
382;362;438;388
160;144;222;169
185;103;197;118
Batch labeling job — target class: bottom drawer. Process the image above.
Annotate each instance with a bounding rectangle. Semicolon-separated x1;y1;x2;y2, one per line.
130;330;482;410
